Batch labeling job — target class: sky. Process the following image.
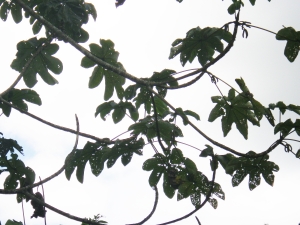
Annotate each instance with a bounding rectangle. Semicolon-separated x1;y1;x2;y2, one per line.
1;0;300;225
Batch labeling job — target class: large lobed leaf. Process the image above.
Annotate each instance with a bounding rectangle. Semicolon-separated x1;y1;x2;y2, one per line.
0;88;41;117
11;38;63;88
65;138;144;183
169;27;232;66
81;39;126;101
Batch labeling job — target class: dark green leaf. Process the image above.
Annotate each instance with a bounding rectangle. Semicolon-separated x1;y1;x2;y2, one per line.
0;1;9;21
163;172;176;198
11;2;22;23
199;145;213;157
170;148;184;164
274;119;294;136
5;220;23;225
149;166;164;187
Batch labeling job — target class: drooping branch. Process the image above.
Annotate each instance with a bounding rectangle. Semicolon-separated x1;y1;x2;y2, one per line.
0;115;79;195
126;186;159;225
0;97;134;145
23;191;106;225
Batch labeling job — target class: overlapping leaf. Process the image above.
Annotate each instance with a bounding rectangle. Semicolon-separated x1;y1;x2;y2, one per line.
276;27;300;62
143;148;224;208
0;0;23;23
208;78;271;139
0;89;41;117
81;39;126;100
65;138;144;183
169;27;232;66
31;0;96;42
217;151;279;190
95;100;139;123
11;38;63;88
128;116;183;145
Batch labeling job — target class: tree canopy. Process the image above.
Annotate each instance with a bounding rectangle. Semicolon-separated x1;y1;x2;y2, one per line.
0;0;300;225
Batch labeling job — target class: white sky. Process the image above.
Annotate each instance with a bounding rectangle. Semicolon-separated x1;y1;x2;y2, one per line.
1;0;300;225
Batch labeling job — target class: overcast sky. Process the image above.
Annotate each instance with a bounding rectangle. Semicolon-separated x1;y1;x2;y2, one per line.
1;0;300;225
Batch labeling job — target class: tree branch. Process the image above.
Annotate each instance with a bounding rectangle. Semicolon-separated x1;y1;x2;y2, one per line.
0;97;134;145
23;191;105;225
148;87;283;158
126;186;159;225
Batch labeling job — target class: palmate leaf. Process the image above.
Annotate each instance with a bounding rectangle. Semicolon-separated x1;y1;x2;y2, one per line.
128;116;183;145
11;38;63;88
0;134;23;156
169;26;232;66
95;100;139;123
226;151;279;190
0;88;42;117
65;139;144;182
208;78;269;139
81;39;126;100
0;0;23;23
276;27;300;62
33;0;96;42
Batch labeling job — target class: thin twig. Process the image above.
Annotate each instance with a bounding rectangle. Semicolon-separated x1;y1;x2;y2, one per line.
126;186;159;225
0;97;134;145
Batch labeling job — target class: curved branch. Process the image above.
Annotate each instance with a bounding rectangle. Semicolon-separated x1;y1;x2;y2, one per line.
0;165;65;194
148;88;283;158
0;97;134;145
126;186;159;225
23;191;105;225
14;0;173;88
0;114;80;195
158;166;217;225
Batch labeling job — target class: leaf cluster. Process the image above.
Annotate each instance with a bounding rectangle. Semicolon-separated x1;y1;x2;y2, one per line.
65;138;144;183
143;148;224;209
169;27;232;66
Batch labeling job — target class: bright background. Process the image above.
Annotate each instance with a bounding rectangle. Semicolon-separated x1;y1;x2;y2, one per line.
1;0;300;225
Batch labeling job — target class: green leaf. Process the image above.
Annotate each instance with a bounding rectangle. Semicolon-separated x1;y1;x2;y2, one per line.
274;119;294;136
0;1;9;21
95;101;116;121
199;145;213;157
190;191;201;208
184;158;197;175
11;38;62;88
143;158;161;171
5;220;23;225
296;149;300;158
216;154;236;175
32;20;43;35
81;40;126;100
11;1;22;23
208;198;218;209
177;182;194;200
284;41;299;62
88;66;104;88
276;27;300;62
170;148;184;164
35;0;94;43
169;26;232;66
149;166;164;187
163;172;176;198
85;3;97;21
